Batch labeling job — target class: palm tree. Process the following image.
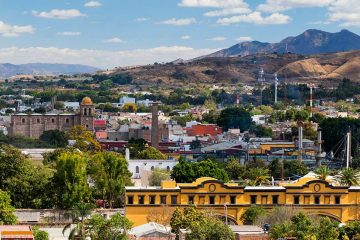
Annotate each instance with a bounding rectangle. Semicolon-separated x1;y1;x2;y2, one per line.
248;168;271;186
314;166;332;180
63;202;94;240
335;168;360;186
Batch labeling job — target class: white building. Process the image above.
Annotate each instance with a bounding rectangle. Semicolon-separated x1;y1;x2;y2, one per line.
119;96;136;106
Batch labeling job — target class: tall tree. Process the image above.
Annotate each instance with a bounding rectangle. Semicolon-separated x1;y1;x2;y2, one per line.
89;213;132;240
53;152;91;208
0;190;17;225
67;125;101;152
89;151;132;208
40;130;68;148
217;107;253;131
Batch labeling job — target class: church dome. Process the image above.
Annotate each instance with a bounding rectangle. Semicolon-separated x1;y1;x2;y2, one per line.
81;97;93;105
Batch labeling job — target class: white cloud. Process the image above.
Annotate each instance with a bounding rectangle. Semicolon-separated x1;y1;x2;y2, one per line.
217;11;291;25
0;21;34;37
179;0;248;9
181;35;191;40
208;36;226;41
158;18;196;26
236;36;252;42
104;37;124;43
135;17;149;22
0;46;217;68
84;1;102;7
257;0;334;13
328;0;360;26
204;7;251;17
57;31;81;36
32;9;86;19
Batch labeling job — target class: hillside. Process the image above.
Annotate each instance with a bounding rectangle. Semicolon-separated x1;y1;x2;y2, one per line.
202;29;360;58
0;63;99;78
106;51;360;86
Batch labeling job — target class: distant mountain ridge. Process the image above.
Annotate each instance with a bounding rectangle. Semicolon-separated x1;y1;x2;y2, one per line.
203;29;360;58
0;63;100;78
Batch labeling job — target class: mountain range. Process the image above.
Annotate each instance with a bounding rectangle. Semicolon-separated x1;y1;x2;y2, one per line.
0;63;99;78
203;29;360;58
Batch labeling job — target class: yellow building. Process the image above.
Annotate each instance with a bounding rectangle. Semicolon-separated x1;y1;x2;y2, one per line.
125;175;360;226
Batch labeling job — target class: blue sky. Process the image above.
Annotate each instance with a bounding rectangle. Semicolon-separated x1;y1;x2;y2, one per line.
0;0;359;68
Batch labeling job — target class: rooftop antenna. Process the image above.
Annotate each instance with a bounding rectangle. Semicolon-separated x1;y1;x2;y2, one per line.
258;68;265;105
274;73;279;104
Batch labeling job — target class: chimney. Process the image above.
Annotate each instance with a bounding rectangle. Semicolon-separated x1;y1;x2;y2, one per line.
151;102;159;149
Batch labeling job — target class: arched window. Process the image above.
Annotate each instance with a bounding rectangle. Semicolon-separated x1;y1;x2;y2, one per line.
167;166;170;171
51;118;55;123
37;118;40;123
22;118;25;123
151;166;154;171
88;108;92;115
135;166;140;173
84;108;88;116
66;118;69;123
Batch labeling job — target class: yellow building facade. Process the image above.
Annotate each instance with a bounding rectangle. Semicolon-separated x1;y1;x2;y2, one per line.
125;176;360;226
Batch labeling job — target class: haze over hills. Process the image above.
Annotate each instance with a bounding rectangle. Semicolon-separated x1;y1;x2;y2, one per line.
0;63;99;78
202;29;360;58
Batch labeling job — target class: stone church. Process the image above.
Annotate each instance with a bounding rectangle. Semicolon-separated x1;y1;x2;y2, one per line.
9;97;95;139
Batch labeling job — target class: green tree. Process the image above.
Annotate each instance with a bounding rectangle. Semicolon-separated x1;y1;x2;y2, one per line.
33;226;49;240
138;147;167;160
217;107;253;131
88;151;132;208
122;103;137;113
226;158;246;180
316;217;339;240
171;159;229;183
290;212;315;240
66;125;101;151
190;139;201;150
63;202;94;240
336;168;360;186
187;216;235;240
89;213;132;240
247;168;270;186
0;190;17;225
0;145;27;189
148;167;171;186
315;166;333;180
269;221;292;240
284;160;308;178
53;152;91;208
127;138;147;158
240;205;266;225
40;130;68;148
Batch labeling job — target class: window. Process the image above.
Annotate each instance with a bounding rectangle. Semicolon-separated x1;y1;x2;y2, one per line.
188;196;194;204
22;118;25;123
261;195;268;205
151;166;155;171
128;196;134;204
89;108;92;115
294;196;300;204
138;196;144;204
272;195;279;204
335;196;341;204
51;118;55;123
198;196;205;205
37;118;40;123
250;195;257;204
167;166;170;171
314;196;320;205
230;196;236;204
66;118;69;123
324;195;330;204
209;196;215;205
160;195;167;204
149;195;156;205
135;166;139;173
171;195;178;205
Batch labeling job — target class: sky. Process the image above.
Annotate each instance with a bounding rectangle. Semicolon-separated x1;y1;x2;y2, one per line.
0;0;359;69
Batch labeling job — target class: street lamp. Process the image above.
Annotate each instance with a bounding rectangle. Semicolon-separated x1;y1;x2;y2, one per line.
224;203;228;225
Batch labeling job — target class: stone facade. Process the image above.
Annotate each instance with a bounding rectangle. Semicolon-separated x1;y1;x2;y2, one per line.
9;97;95;139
